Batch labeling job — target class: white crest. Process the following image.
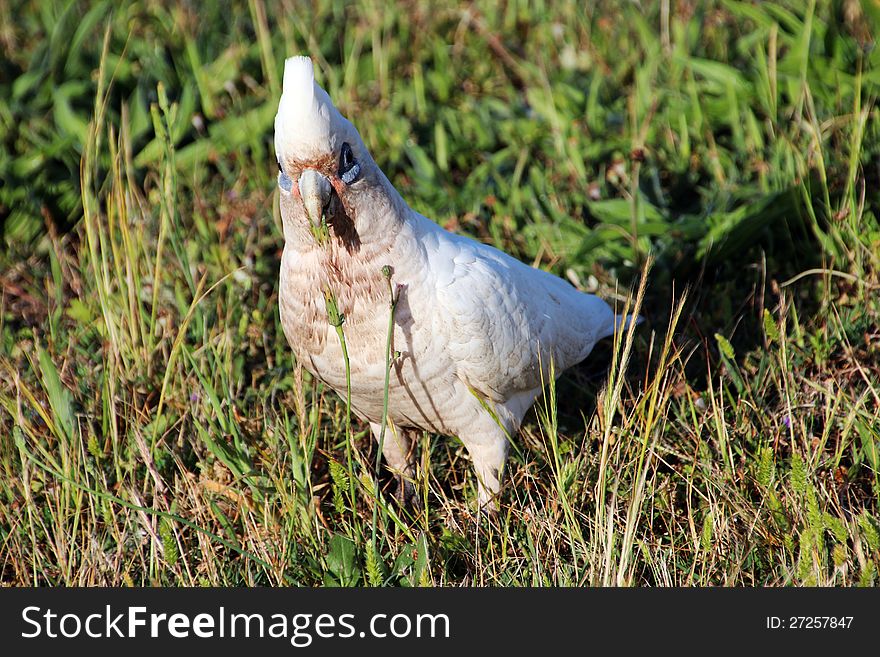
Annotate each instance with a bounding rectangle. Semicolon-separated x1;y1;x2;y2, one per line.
274;56;346;160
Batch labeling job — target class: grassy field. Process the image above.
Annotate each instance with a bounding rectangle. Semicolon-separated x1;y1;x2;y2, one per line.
1;0;879;586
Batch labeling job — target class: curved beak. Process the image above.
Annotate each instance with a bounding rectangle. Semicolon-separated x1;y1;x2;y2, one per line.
298;168;332;229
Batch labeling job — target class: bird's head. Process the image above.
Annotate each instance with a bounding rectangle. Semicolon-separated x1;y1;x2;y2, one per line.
274;56;402;250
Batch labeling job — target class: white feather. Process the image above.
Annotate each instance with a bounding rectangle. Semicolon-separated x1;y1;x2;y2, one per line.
274;56;340;159
276;56;639;511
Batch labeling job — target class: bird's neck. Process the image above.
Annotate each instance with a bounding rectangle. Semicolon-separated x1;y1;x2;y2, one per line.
286;177;407;254
351;172;408;245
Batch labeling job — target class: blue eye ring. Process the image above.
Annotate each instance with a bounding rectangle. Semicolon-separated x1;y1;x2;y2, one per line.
338;142;360;184
278;171;293;192
340;161;360;185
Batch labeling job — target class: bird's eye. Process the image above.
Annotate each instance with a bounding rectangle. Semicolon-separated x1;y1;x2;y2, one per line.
338;142;361;184
339;143;354;172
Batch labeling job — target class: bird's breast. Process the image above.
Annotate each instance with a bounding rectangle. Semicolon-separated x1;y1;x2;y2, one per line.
278;242;457;428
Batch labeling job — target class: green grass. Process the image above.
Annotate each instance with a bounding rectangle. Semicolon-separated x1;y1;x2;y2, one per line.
1;0;879;586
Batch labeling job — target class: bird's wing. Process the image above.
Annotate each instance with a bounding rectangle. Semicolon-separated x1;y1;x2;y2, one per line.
418;216;617;402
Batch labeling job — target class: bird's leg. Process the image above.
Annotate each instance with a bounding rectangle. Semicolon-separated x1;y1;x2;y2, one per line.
460;426;510;514
370;422;417;506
